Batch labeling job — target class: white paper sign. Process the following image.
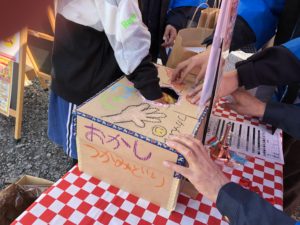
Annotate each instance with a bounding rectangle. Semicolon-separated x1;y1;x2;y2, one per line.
206;115;284;164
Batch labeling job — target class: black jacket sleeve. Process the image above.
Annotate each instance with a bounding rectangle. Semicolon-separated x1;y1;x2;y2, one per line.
166;7;188;31
202;15;256;50
236;46;300;140
263;102;300;140
216;182;296;225
230;16;256;51
236;46;300;89
127;54;163;101
166;6;203;31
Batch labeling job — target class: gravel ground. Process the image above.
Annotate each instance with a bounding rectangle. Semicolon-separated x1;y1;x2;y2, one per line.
0;80;72;189
292;211;300;221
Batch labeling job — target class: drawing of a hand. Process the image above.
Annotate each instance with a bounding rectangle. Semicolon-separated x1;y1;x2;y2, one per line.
102;103;167;128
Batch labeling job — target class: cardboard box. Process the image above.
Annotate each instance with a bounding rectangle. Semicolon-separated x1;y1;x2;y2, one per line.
16;175;54;192
76;65;207;211
0;175;54;225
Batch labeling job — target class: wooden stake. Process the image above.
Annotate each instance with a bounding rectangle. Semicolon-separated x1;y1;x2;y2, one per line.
14;28;28;140
47;6;56;33
26;46;49;89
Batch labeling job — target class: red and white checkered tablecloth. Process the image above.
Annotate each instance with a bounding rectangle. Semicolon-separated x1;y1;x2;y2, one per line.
213;99;273;129
13;102;284;225
12;160;283;225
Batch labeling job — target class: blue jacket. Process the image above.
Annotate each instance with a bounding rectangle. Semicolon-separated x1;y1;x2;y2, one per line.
217;183;299;225
236;0;300;139
169;0;206;9
284;37;300;60
233;38;300;140
237;0;286;49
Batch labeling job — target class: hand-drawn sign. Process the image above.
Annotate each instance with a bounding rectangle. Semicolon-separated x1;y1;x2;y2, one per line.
84;123;152;161
83;143;165;188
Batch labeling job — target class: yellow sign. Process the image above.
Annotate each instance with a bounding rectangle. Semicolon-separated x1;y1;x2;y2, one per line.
3;36;16;48
0;56;13;116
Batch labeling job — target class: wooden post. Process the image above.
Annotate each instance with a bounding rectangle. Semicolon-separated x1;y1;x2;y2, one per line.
25;6;55;89
26;46;49;89
14;28;28;141
47;6;56;33
3;6;55;140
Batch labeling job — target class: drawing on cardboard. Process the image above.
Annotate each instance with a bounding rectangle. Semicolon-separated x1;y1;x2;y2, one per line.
133;140;152;161
84;123;105;144
102;103;167;128
106;134;130;150
83;143;165;188
169;114;187;136
152;125;168;137
110;83;136;99
102;82;137;110
84;122;152;161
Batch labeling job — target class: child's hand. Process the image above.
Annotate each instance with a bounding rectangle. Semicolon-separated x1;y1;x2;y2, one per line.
171;46;211;84
153;93;176;104
162;25;177;48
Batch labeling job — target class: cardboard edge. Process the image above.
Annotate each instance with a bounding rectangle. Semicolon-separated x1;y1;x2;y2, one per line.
167;178;181;211
77;138;84;172
192;106;209;137
181;179;199;199
179;107;208;199
16;175;54;186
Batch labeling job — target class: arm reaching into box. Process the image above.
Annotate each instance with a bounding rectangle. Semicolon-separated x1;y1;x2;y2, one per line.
216;40;300;139
163;134;297;225
95;0;163;101
172;0;286;85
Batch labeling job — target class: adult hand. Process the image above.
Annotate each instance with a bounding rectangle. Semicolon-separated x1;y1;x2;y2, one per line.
216;70;239;98
162;25;177;48
163;134;230;202
186;83;203;105
186;69;239;105
171;46;211;84
223;90;266;117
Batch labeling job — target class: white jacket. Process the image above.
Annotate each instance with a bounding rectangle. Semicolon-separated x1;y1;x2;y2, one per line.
57;0;151;75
